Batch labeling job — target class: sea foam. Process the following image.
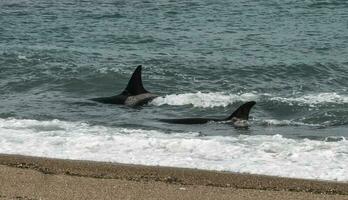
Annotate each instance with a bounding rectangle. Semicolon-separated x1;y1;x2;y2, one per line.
262;119;321;127
151;92;259;108
151;92;348;108
0;118;347;182
271;92;348;106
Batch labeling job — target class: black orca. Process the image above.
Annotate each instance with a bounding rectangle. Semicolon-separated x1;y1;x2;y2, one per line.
90;65;158;106
159;101;256;127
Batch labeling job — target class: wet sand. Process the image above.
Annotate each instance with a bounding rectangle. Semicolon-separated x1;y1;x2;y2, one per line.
0;154;347;200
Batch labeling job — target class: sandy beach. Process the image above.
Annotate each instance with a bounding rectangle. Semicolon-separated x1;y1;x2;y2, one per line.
0;154;346;200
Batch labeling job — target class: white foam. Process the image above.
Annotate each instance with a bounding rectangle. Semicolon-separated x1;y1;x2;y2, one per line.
271;93;348;106
151;92;259;108
17;55;27;60
151;92;348;108
0;118;347;182
262;119;321;127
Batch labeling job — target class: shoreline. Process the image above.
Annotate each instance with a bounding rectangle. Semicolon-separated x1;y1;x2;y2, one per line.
0;153;347;199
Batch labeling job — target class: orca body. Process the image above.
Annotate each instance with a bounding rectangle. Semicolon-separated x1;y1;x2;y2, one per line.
159;101;256;127
91;65;158;106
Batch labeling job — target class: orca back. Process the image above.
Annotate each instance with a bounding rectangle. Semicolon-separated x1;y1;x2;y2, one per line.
159;118;212;124
90;65;156;106
159;102;256;125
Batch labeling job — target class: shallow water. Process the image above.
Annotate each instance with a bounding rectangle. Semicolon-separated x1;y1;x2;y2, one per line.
1;0;348;181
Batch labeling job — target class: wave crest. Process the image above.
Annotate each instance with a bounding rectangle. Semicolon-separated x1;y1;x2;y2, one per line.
151;92;259;108
262;119;320;127
271;93;348;106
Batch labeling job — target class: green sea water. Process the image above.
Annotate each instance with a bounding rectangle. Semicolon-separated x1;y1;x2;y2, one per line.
1;0;348;139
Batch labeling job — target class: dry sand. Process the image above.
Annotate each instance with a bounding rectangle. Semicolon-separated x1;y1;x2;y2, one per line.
0;154;347;200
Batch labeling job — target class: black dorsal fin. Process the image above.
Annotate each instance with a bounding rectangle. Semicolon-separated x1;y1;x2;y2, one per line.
122;65;149;95
226;101;256;120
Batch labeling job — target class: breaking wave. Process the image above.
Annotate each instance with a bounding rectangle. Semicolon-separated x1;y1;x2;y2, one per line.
0;118;347;182
151;92;259;108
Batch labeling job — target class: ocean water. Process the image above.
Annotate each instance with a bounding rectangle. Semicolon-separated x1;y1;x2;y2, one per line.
1;0;348;181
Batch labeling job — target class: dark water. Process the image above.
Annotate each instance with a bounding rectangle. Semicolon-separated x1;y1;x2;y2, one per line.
1;0;348;140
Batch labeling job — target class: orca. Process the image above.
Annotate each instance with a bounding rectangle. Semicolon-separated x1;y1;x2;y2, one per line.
90;65;158;106
159;101;256;127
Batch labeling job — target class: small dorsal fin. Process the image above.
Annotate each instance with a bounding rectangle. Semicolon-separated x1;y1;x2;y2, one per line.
226;101;256;120
122;65;149;95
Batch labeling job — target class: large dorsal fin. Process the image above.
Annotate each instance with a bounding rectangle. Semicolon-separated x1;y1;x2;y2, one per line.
226;101;256;120
122;65;149;95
